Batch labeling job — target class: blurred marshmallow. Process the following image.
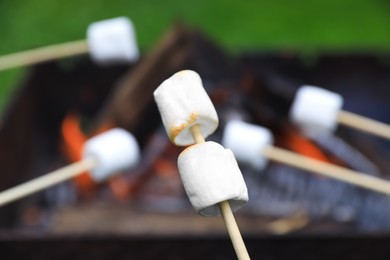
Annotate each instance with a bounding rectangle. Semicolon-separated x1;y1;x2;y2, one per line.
178;141;248;216
83;128;140;181
154;70;219;146
290;86;343;135
87;17;139;65
222;120;273;170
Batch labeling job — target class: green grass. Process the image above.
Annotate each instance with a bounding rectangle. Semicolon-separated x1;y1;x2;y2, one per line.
1;0;390;112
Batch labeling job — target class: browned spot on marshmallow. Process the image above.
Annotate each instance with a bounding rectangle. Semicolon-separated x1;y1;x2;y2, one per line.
169;112;198;142
176;70;190;77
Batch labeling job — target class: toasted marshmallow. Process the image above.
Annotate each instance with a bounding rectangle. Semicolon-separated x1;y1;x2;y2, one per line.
154;70;219;146
178;141;248;216
83;128;140;181
87;17;139;65
290;86;343;135
222;120;273;170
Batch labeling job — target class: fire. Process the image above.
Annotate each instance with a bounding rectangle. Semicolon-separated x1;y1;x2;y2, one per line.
282;127;345;166
61;112;145;200
61;113;98;198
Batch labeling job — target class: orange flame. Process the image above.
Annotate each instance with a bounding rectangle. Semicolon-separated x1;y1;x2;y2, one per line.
61;113;97;198
285;131;330;162
61;113;135;199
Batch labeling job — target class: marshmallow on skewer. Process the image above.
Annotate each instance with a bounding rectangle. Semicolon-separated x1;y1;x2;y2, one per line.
289;86;343;135
222;121;275;171
154;70;250;259
87;17;139;65
178;141;248;216
83;128;140;181
222;120;390;197
0;17;139;71
223;120;273;171
290;85;390;141
154;70;248;214
154;70;219;146
0;128;140;207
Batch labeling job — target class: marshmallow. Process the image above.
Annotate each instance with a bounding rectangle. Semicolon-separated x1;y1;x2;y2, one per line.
290;86;343;135
178;141;248;216
154;70;219;146
87;17;139;65
222;120;273;171
83;128;140;181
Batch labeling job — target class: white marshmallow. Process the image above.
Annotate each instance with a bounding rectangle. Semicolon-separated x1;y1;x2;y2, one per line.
222;120;273;171
154;70;219;146
83;128;140;182
178;141;248;216
87;17;139;65
290;86;343;135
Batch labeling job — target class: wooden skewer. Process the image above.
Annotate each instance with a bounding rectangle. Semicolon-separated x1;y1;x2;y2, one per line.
0;40;89;71
0;157;97;207
263;146;390;196
218;201;251;260
190;125;250;260
338;110;390;140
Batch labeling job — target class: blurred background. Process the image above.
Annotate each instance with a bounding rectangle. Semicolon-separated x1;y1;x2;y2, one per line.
1;0;390;111
1;1;390;259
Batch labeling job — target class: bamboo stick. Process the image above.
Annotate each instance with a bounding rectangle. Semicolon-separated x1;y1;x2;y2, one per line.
0;157;97;207
338;110;390;140
263;146;390;196
0;40;89;71
190;125;250;260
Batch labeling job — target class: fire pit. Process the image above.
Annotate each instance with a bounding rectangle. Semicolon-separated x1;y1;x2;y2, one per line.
1;23;390;258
